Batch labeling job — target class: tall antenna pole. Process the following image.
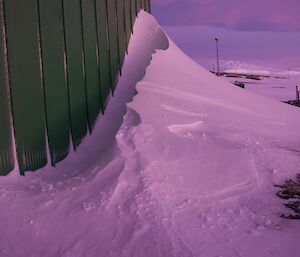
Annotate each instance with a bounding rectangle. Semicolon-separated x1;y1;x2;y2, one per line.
215;37;220;76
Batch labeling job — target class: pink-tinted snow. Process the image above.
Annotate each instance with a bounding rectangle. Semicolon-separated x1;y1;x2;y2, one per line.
1;12;300;257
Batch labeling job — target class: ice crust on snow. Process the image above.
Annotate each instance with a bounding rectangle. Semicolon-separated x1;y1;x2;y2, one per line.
1;11;300;257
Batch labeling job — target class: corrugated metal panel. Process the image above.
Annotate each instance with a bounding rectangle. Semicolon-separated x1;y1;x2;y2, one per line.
38;0;71;165
0;0;151;176
81;0;101;130
107;0;120;90
131;0;137;27
116;0;126;68
4;0;47;175
95;0;112;108
147;0;151;13
136;0;141;14
63;0;88;149
0;0;14;175
124;0;132;47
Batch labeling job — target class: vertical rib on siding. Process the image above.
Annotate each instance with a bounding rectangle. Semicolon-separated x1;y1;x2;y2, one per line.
130;0;137;28
116;0;126;68
107;0;120;91
0;0;14;175
81;0;101;130
4;0;47;175
136;0;141;15
124;0;132;48
38;0;71;165
147;0;151;13
63;0;88;149
95;0;112;108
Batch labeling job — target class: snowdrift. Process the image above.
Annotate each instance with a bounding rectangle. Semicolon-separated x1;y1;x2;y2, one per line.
1;11;300;257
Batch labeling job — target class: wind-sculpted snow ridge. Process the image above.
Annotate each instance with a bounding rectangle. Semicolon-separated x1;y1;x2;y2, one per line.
122;32;300;257
1;11;300;257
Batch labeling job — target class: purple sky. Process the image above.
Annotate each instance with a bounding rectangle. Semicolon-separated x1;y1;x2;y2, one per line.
152;0;300;32
151;0;300;70
164;25;300;69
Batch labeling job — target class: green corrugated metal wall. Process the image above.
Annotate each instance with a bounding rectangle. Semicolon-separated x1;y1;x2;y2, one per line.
136;0;141;13
0;0;151;176
95;0;112;107
131;0;137;26
38;0;71;166
63;0;88;149
4;0;48;175
107;0;120;91
124;0;132;48
81;0;102;131
0;0;14;175
116;0;126;69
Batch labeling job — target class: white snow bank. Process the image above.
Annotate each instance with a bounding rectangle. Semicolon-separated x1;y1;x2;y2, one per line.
1;11;300;257
121;17;300;257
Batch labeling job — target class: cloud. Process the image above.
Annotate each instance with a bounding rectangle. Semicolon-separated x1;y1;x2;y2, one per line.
151;0;300;31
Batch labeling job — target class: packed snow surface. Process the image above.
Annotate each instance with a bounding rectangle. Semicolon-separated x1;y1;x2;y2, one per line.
1;12;300;257
224;73;300;102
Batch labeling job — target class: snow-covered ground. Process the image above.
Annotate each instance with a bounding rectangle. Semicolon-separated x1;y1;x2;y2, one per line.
223;73;300;102
220;62;300;102
1;12;300;257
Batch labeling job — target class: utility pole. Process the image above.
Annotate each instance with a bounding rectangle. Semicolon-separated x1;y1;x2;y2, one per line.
215;37;220;76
